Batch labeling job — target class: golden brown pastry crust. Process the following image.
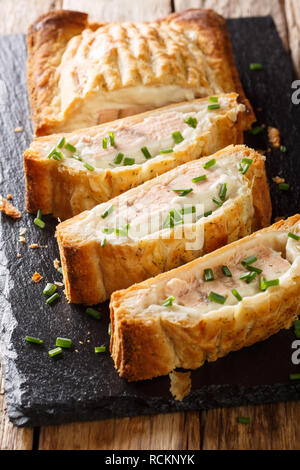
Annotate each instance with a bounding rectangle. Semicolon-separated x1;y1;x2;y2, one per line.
24;94;250;220
110;215;300;382
27;9;255;135
56;145;271;305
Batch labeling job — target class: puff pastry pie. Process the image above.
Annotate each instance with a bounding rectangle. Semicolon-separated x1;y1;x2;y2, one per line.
56;145;271;305
24;93;253;220
110;215;300;381
27;8;254;135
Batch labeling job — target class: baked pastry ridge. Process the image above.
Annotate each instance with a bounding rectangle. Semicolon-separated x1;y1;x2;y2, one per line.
27;8;255;135
110;215;300;381
56;145;271;305
24;93;253;220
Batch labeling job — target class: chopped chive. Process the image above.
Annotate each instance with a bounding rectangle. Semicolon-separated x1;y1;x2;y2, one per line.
242;256;257;266
242;164;251;175
204;211;213;217
279;183;290;191
141;146;152;159
265;279;280;288
219;183;227;201
101;205;114;219
85;307;101;320
46;293;60;305
95;345;106;353
295;329;300;339
172;131;184;144
209;96;219;103
192;175;207;183
280;145;287;153
163;209;182;229
57;136;65;149
242;158;253;165
203;159;216;169
259;277;279;291
46;147;57;159
109;132;115;147
48;347;62;358
123;157;135;166
204;268;214;282
102;137;108;149
294;320;300;329
212;197;223;207
56;337;72;349
43;283;57;297
108;323;111;336
51;151;64;161
101;237;107;248
288;232;300;241
34;218;45;229
162;296;175;307
181;206;196;215
72;154;83;161
65;142;76;153
114;152;124;164
249;125;264;136
102;228;114;234
237;417;251;424
25;336;43;345
36;209;42;220
84;162;95;171
208;104;221;110
208;292;226;304
289;374;300;381
250;63;263;71
240;271;257;284
232;289;242;302
57;267;63;275
172;188;193;197
160;149;174;154
222;266;232;277
115;224;130;237
185;117;197;128
246;265;263;274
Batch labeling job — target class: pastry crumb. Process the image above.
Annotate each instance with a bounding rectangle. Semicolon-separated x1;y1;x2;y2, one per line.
273;176;285;185
169;371;191;402
54;281;63;287
17;253;21;258
75;349;79;353
268;126;281;148
6;194;13;200
0;197;22;219
14;126;23;133
18;236;26;244
53;258;60;269
32;272;43;283
29;243;39;249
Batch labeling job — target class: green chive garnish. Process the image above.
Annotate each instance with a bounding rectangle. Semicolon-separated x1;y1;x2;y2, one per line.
242;164;251;175
208;104;221;110
84;162;95;171
65;142;76;153
72;154;82;161
259;277;279;291
250;63;263;71
242;158;253;165
57;137;65;149
212;197;223;207
181;206;196;215
46;293;60;305
172;131;184;144
109;132;115;147
114;153;124;164
123;157;135;166
204;211;213;217
51;151;64;161
57;267;63;275
101;238;107;248
95;346;106;353
209;96;219;103
232;289;242;302
25;336;43;345
172;189;193;197
56;337;72;349
48;347;62;358
185;117;197;128
289;374;300;381
192;175;207;183
203;159;216;169
160;149;174;154
249;125;264;136
34;218;45;229
208;292;226;304
101;205;114;219
288;232;300;241
36;209;42;220
108;323;111;336
162;296;175;307
163;210;182;229
279;183;290;191
46;147;57;159
246;265;263;274
280;145;287;153
219;183;227;201
43;283;57;297
294;320;300;329
204;269;214;282
102;137;108;149
141;146;152;159
240;272;257;284
237;417;251;424
85;307;101;320
242;256;257;266
222;266;232;277
102;228;114;234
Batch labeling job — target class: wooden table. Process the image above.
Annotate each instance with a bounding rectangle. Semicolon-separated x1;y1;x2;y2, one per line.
1;0;300;450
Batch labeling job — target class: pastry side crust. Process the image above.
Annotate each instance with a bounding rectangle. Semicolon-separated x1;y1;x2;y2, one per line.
110;215;300;381
56;145;271;305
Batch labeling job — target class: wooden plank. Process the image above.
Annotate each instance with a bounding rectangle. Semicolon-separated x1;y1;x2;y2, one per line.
0;363;33;450
39;411;200;450
62;0;171;22
285;0;300;76
0;0;62;34
174;0;289;49
201;402;300;450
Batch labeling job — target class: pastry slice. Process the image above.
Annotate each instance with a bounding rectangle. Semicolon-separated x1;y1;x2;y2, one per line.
27;9;254;135
110;215;300;381
24;93;252;220
56;145;271;305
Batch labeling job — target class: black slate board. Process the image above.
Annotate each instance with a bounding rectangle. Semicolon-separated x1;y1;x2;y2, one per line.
1;17;300;428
